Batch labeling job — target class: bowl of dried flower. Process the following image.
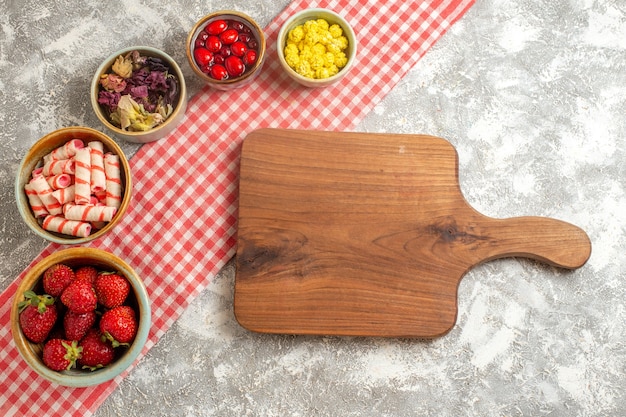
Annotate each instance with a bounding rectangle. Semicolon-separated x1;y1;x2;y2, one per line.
91;46;188;143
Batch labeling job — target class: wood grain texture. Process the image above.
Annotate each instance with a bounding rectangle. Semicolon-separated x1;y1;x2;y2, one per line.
234;129;592;338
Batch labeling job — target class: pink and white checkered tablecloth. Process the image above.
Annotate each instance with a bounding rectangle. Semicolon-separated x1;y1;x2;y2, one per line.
0;0;474;415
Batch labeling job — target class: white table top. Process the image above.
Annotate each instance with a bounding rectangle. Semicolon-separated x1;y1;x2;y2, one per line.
1;1;624;415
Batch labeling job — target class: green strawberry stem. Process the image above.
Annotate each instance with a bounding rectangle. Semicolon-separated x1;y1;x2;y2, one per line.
18;290;55;313
62;340;83;371
82;363;105;371
103;331;130;348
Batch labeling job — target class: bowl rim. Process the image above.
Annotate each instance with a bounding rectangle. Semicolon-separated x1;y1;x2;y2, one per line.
276;8;357;86
10;247;151;387
90;45;187;138
185;10;267;87
14;126;132;245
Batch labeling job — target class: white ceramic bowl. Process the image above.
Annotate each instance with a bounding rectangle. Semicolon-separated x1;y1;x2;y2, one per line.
277;8;357;88
15;126;132;245
186;11;266;90
11;248;151;387
91;46;187;143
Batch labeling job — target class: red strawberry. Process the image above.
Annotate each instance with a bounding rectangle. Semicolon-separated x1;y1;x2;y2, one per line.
94;272;130;309
42;338;82;371
61;279;97;314
74;266;99;285
78;328;115;370
99;305;137;347
63;310;97;341
42;263;75;297
18;290;58;343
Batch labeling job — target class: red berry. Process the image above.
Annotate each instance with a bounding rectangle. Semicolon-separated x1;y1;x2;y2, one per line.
206;19;227;35
231;41;247;57
78;329;115;370
243;49;258;66
43;263;75;297
210;64;228;80
193;47;214;68
220;29;238;45
63;310;96;341
94;272;130;309
42;339;81;371
18;291;58;343
192;18;260;81
206;35;222;53
219;45;232;57
225;56;245;77
61;279;97;314
229;20;244;32
100;306;138;348
74;266;98;285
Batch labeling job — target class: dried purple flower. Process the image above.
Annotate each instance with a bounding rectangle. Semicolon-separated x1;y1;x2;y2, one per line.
98;91;121;111
129;85;149;99
146;71;169;91
98;50;181;131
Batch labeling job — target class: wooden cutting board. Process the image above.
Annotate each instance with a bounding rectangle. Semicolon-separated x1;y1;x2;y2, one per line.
233;128;591;338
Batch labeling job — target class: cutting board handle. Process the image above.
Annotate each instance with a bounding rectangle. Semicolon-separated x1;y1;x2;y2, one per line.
473;215;592;269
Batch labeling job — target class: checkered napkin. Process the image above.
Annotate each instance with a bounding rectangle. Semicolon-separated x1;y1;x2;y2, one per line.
0;0;474;415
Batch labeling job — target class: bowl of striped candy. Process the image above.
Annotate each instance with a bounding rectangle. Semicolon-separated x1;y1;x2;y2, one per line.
15;126;132;245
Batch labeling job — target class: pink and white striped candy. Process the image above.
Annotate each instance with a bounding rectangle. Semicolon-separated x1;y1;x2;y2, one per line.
25;139;125;238
88;141;106;193
42;215;91;238
73;147;92;204
43;138;84;163
63;203;117;222
29;176;63;216
104;153;122;209
51;185;75;205
24;183;48;218
31;167;44;178
42;158;75;176
94;189;107;204
46;173;73;190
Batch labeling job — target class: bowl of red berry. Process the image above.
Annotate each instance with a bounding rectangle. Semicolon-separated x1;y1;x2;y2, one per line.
91;46;188;143
186;11;266;90
10;247;151;387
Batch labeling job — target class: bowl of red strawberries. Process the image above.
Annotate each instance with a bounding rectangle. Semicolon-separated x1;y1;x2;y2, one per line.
10;247;150;387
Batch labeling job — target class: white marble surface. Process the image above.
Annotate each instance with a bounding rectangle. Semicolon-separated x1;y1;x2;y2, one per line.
1;0;625;416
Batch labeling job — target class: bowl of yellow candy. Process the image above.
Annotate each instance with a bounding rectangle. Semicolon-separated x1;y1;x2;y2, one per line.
277;8;356;88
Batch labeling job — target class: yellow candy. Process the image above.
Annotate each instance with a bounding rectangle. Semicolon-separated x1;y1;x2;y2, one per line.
316;19;329;31
288;26;304;43
311;43;326;56
328;24;343;38
334;52;348;68
283;18;350;79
